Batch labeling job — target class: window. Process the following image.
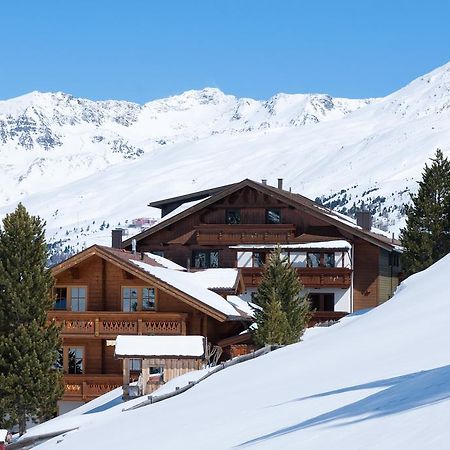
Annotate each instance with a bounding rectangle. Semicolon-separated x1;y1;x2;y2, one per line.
389;253;400;267
55;347;85;374
192;250;219;268
54;287;67;310
252;252;265;268
122;288;138;312
71;287;86;311
142;287;156;310
324;253;335;268
226;209;241;224
150;366;163;375
122;287;157;311
306;253;321;268
54;348;64;370
309;293;335;312
266;208;281;224
306;253;336;268
68;347;84;374
53;286;87;310
130;358;142;372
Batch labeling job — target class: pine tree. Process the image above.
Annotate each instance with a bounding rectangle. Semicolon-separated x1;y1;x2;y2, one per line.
253;288;289;346
0;204;63;433
253;247;311;345
400;149;450;276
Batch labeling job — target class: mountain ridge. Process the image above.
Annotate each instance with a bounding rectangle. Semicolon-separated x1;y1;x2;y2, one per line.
1;62;450;258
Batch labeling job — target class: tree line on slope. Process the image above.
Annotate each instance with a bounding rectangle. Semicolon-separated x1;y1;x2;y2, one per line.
400;149;450;276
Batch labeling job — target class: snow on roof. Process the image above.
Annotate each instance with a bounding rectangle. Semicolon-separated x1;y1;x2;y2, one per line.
131;260;242;317
226;295;259;317
157;198;211;222
115;335;205;358
230;240;351;250
190;268;240;289
144;252;185;270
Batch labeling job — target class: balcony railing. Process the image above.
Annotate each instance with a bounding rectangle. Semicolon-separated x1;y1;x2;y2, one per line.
194;224;296;245
241;267;352;288
63;374;124;401
48;311;188;338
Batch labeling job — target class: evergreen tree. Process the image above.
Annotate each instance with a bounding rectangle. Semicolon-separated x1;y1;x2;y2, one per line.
0;204;63;434
253;247;311;345
253;288;289;346
400;149;450;276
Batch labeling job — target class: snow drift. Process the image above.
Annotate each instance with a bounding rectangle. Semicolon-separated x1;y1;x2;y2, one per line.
27;253;450;449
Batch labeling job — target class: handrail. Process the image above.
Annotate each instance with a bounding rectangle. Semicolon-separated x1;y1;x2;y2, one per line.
8;428;78;450
123;345;281;411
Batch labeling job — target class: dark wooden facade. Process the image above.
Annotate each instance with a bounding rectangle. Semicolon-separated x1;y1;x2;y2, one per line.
124;179;402;314
51;246;248;409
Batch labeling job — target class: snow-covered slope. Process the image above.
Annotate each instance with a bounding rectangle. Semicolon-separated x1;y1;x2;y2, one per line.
28;252;450;449
1;62;450;257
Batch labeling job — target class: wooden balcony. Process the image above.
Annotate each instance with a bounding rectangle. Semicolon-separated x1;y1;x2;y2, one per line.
63;374;124;402
242;267;352;288
48;311;188;338
194;224;296;245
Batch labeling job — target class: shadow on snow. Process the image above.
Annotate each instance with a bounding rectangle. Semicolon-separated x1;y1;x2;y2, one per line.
236;364;450;447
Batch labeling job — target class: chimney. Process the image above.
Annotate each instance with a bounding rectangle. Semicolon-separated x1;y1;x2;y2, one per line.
261;179;267;185
131;239;137;254
111;229;123;249
140;251;144;261
277;178;283;190
356;211;372;231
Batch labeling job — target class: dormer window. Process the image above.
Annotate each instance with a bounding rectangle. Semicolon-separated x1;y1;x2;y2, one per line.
226;209;241;224
266;208;281;224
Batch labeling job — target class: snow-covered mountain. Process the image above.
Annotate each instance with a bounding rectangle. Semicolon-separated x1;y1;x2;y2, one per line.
1;62;450;257
24;251;450;449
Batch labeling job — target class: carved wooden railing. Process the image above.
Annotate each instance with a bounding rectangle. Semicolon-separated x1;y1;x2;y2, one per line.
194;224;296;245
242;267;352;288
63;374;124;401
48;312;187;338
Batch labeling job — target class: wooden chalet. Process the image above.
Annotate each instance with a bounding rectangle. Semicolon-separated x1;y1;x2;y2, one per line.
123;178;403;320
50;245;251;414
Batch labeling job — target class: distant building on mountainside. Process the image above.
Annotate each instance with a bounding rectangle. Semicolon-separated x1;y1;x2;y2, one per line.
123;178;403;319
49;244;251;414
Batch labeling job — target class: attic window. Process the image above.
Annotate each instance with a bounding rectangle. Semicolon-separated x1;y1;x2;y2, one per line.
226;209;241;225
266;208;281;224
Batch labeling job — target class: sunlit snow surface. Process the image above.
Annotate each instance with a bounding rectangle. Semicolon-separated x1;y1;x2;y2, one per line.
23;254;450;449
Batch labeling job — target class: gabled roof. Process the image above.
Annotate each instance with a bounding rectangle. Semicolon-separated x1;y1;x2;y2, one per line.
123;179;401;252
51;245;250;322
148;183;234;210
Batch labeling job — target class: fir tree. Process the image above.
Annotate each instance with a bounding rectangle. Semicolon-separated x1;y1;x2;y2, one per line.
253;288;289;346
253;247;311;345
0;204;63;434
400;149;450;276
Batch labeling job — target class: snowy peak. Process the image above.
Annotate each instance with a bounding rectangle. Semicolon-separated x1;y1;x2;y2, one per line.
378;62;450;118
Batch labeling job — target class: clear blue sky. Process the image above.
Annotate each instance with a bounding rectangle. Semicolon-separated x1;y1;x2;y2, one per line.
1;0;449;103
